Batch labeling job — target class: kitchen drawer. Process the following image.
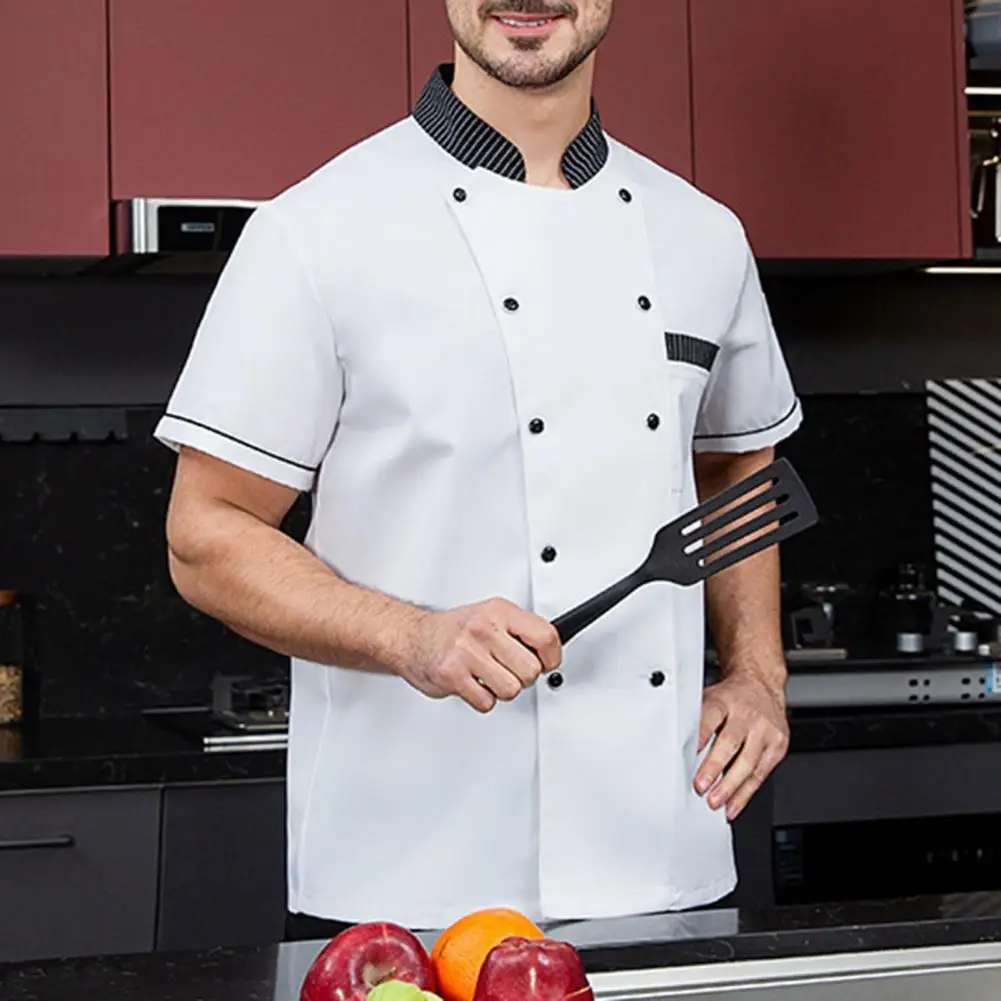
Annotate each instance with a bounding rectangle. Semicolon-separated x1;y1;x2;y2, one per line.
157;780;286;951
0;787;161;963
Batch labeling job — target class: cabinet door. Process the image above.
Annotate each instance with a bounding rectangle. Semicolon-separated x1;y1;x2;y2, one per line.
0;788;161;963
592;0;692;178
691;0;970;259
157;780;287;951
109;0;409;200
408;4;693;179
0;0;109;256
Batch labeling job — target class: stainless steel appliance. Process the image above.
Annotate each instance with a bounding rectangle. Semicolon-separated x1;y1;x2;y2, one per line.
965;4;1001;254
148;675;288;751
777;567;1001;709
968;1;1001;89
114;198;261;254
585;942;1001;1001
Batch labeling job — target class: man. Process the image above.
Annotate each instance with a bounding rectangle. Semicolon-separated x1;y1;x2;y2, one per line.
157;0;801;938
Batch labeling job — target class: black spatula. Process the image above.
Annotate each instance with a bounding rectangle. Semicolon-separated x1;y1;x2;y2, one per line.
551;457;818;645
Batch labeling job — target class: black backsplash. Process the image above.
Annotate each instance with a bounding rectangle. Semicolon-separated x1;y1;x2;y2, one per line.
0;394;931;718
0;409;309;717
776;393;935;590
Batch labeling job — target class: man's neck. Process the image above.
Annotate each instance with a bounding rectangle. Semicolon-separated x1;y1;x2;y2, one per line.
450;50;595;189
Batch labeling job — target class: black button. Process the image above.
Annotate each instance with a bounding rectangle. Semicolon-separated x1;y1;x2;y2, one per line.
619;188;633;203
541;546;557;563
529;418;545;434
647;413;660;430
453;187;467;202
638;295;652;311
650;670;666;688
547;672;564;690
503;297;520;312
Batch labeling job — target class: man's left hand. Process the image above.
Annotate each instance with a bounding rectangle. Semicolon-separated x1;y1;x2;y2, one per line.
694;671;789;821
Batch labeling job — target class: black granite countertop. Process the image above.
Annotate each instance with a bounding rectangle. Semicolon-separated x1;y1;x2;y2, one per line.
4;893;1001;1000
2;699;1001;795
0;712;284;791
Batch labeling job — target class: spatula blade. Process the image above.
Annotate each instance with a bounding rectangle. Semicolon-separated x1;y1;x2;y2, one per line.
647;457;818;587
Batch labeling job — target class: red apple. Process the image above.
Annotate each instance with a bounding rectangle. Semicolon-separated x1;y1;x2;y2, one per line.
472;937;594;1001
301;922;436;1001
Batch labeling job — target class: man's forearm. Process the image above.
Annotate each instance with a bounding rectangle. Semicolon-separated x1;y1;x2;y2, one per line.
695;447;787;698
168;500;426;675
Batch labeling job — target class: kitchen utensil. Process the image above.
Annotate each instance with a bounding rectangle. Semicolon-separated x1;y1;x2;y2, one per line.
552;457;818;645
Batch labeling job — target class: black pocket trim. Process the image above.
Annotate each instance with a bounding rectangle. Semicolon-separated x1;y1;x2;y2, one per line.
665;332;719;372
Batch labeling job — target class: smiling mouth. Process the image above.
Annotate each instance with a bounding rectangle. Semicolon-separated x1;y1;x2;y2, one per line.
490;12;568;35
494;14;563;25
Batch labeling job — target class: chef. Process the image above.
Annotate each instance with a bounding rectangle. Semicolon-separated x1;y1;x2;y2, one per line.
156;0;802;939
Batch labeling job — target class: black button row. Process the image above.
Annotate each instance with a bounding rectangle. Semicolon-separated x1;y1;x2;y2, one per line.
504;292;654;320
547;670;666;692
457;187;635;204
528;413;658;436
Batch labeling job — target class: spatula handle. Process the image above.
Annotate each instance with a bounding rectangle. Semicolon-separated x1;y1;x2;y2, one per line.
552;571;645;645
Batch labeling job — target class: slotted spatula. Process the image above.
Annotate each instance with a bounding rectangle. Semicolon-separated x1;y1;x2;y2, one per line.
551;457;818;645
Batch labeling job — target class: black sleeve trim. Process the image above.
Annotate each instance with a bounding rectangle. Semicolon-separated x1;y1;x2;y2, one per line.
163;413;318;472
693;398;800;441
665;332;720;372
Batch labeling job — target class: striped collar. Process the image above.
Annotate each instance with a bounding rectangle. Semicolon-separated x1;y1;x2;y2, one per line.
412;64;609;188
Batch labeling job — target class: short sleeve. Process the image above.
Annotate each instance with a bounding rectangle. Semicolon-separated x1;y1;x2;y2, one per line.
694;242;802;453
154;203;342;491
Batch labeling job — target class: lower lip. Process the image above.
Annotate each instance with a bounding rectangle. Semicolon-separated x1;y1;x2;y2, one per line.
491;15;565;36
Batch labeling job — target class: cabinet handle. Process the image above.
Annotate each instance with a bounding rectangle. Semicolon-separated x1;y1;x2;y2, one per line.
0;835;75;851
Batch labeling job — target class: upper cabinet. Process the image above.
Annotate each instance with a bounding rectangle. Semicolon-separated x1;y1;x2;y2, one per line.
689;0;970;259
592;0;692;180
408;2;693;179
108;0;410;201
0;0;110;256
0;0;973;260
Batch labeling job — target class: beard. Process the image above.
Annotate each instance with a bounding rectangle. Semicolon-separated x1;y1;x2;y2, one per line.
448;0;611;89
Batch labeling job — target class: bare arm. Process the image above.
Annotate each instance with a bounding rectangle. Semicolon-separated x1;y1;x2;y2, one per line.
693;446;786;697
690;446;790;819
165;447;560;711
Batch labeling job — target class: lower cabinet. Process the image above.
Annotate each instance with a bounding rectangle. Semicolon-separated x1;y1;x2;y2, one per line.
0;779;287;964
156;779;287;951
0;788;161;963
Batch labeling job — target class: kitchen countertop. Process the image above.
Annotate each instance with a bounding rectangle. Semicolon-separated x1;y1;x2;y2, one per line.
0;712;284;791
4;892;1001;1000
2;700;1001;793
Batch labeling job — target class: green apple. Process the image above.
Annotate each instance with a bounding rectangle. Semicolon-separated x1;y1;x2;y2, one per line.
367;981;442;1001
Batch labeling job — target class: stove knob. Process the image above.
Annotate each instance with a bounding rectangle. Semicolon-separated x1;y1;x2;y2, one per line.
896;631;925;655
953;630;979;654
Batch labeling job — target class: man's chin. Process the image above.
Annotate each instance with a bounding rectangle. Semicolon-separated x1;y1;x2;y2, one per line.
482;53;577;89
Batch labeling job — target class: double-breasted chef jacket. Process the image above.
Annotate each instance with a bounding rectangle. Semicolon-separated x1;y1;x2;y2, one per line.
156;65;803;929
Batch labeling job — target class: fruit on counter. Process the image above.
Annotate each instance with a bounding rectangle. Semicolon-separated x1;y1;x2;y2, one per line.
301;922;436;1001
473;937;594;1001
430;907;545;1001
367;981;444;1001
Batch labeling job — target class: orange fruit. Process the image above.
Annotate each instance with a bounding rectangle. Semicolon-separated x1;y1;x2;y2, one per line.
430;908;544;1001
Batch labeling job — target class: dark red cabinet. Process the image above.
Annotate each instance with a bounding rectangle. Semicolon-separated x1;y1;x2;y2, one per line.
407;2;693;179
690;0;971;259
0;0;109;256
109;0;410;200
593;1;692;179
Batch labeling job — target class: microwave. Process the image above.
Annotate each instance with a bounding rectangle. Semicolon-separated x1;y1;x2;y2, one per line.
968;0;1001;89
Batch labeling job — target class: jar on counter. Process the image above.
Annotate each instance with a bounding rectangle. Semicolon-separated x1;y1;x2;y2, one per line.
0;590;28;727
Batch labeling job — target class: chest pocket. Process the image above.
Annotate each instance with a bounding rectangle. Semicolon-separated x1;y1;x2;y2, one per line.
663;331;718;448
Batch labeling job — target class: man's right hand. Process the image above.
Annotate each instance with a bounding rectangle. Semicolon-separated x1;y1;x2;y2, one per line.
405;599;563;713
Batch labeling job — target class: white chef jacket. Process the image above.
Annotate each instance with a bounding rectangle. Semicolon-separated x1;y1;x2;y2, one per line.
155;65;802;929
